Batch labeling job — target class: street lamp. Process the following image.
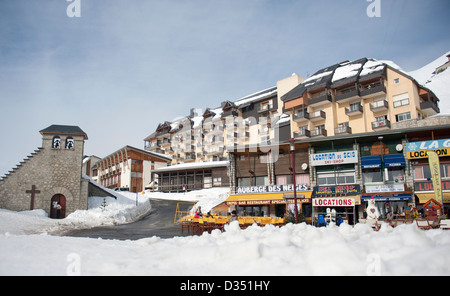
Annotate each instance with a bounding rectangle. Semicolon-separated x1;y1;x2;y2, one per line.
290;138;298;223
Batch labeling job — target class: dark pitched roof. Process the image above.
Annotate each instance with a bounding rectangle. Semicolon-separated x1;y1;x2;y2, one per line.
39;125;88;139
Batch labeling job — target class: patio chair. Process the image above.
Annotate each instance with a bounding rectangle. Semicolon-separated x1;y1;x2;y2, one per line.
415;219;432;230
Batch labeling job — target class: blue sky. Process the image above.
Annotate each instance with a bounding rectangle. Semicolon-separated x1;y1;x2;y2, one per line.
0;0;449;174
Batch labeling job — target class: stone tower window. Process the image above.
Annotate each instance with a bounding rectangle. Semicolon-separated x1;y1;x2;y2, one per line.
65;137;74;149
52;136;61;149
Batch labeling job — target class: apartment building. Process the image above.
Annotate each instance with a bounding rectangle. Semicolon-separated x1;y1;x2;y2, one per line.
143;86;296;192
144;86;290;165
94;146;171;193
281;58;440;139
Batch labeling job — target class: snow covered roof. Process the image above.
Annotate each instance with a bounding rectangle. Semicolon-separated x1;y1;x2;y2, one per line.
281;56;436;103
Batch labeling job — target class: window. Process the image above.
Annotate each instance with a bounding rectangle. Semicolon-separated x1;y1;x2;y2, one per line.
276;174;310;187
349;102;361;112
65;137;74;149
393;93;409;108
255;176;269;186
414;164;450;180
376;115;387;122
238;177;251;187
213;177;222;186
394;78;400;84
317;171;355;186
52;136;61;149
395;112;411;122
363;168;383;184
386;167;405;183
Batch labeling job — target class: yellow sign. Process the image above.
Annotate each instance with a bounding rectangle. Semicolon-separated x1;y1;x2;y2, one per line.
427;151;443;205
407;148;450;159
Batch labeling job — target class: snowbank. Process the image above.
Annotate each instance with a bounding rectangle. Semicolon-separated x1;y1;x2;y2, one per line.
145;187;230;213
0;191;152;236
2;187;450;276
1;222;450;276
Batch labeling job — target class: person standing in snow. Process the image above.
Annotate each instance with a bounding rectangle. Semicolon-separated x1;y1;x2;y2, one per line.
55;202;62;219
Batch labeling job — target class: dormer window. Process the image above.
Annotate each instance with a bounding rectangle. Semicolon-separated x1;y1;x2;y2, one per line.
65;137;74;149
53;137;61;149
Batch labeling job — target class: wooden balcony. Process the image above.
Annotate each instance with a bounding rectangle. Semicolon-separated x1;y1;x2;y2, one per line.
360;81;386;98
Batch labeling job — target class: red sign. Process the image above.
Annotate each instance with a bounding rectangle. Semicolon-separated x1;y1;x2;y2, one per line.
313;198;355;207
415;180;450;191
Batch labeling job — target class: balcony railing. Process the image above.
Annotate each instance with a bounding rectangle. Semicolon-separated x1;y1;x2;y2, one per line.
420;100;440;115
370;99;389;112
293;111;310;122
360;81;386;98
293;129;311;138
345;103;363;116
311;129;327;137
335;86;360;103
335;126;352;135
310;110;326;121
372;119;391;130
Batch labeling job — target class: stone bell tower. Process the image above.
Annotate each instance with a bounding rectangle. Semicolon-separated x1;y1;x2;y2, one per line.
0;125;89;218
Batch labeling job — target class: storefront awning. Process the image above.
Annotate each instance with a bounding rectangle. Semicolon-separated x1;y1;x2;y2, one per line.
384;154;405;167
416;193;450;204
361;156;381;169
225;192;312;206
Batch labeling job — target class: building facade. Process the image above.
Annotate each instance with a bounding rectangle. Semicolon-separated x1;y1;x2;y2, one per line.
93;146;171;193
281;58;440;139
0;125;89;218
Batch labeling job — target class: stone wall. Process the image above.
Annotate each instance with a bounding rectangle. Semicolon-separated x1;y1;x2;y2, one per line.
0;133;88;217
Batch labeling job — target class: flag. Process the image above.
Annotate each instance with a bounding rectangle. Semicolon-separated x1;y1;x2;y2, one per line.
427;151;443;205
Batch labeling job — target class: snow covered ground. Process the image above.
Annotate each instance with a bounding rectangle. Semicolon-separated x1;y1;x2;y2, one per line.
1;188;450;276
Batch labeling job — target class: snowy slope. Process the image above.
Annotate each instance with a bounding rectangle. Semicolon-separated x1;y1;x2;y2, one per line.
408;51;450;114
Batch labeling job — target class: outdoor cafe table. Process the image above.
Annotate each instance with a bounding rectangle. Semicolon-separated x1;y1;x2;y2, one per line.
181;216;286;234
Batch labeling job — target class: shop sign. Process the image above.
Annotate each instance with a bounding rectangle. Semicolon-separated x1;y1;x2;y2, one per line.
407;149;450;159
313;198;355;207
406;139;450;159
313;185;360;196
365;184;404;193
311;150;358;166
236;184;308;194
226;199;287;206
415;180;450;191
407;139;450;152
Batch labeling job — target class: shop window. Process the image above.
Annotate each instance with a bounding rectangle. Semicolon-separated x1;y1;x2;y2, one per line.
213;177;222;186
255;176;269;186
363;168;383;184
386;167;405;183
52;136;61;149
317;171;355;186
238;177;252;187
277;175;289;185
204;177;212;188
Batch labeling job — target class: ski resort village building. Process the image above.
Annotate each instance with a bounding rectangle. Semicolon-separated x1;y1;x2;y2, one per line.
91;146;171;193
142;56;450;222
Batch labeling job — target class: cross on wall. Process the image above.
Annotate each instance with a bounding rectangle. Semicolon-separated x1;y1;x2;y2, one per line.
26;185;40;210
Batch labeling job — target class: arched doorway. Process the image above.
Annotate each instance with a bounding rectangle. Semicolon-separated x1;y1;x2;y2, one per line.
50;194;66;219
